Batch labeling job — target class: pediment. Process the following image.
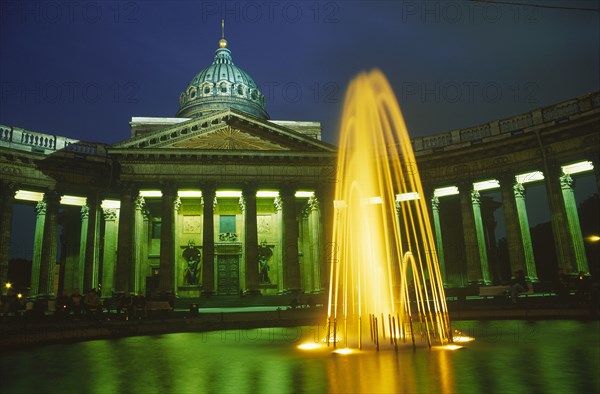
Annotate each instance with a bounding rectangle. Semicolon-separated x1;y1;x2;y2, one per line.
168;126;288;150
111;109;336;153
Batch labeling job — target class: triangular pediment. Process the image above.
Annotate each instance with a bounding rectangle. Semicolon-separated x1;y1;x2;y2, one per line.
110;109;336;154
168;126;288;150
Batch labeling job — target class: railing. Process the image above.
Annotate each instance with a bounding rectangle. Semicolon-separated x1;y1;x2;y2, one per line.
411;91;600;153
0;125;107;157
2;91;598;157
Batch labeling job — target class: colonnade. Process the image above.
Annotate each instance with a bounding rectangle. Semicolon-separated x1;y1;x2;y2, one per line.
427;160;598;285
0;182;328;298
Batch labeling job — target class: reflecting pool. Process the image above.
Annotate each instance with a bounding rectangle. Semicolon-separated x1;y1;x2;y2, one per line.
1;320;598;393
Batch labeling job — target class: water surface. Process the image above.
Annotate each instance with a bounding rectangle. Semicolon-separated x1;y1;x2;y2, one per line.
1;320;598;393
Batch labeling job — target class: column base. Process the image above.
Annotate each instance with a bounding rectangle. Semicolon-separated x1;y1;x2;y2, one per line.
244;289;262;296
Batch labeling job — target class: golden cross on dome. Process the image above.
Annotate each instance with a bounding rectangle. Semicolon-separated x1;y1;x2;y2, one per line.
219;19;228;48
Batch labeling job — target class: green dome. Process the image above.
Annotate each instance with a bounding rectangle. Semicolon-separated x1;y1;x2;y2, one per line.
176;43;269;119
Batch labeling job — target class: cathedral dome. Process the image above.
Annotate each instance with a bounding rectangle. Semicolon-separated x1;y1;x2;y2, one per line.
176;38;269;120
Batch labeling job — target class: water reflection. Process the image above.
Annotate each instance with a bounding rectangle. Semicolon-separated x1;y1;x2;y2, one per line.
1;321;598;393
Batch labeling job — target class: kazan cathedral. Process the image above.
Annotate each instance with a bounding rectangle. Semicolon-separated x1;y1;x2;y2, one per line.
0;34;599;301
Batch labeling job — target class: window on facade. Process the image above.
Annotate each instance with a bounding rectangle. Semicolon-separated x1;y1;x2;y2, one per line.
219;215;236;233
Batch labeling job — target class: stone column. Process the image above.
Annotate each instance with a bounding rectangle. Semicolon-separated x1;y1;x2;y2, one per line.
101;208;118;298
430;196;447;285
140;208;150;295
459;184;483;284
299;207;310;291
116;186;136;293
159;184;176;293
560;174;589;274
38;191;60;297
281;187;300;293
512;183;538;281
173;196;182;294
545;165;577;273
274;196;284;291
500;177;527;279
83;194;100;293
0;182;16;286
202;186;215;295
308;195;322;293
76;205;89;292
133;196;145;294
243;187;260;294
471;190;491;284
30;200;46;297
316;184;334;291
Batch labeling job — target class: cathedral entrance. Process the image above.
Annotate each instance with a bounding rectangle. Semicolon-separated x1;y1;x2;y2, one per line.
217;255;240;295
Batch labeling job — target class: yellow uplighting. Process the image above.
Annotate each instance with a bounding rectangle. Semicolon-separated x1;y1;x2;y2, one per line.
256;190;279;198
100;199;121;209
14;190;44;202
17;293;22;299
216;190;242;198
297;342;323;350
178;190;202;198
515;171;544;184
4;282;12;289
473;179;500;191
434;186;459;197
396;192;420;202
60;195;87;206
586;235;600;243
562;161;594;175
295;191;315;198
441;344;463;351
139;190;163;197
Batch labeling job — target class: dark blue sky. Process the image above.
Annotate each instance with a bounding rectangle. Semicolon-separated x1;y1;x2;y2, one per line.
1;0;598;146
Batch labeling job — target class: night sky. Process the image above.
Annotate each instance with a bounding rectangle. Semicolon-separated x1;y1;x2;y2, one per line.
1;0;598;145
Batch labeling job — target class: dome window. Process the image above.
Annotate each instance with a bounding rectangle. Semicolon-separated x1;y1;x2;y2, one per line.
220;83;228;93
204;86;211;95
251;90;258;100
237;86;244;96
190;90;196;99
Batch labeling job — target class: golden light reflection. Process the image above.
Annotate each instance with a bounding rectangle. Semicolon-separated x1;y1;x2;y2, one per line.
298;342;324;351
441;344;463;351
333;348;354;355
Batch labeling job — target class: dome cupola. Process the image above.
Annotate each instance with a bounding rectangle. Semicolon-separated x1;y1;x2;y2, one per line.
176;23;269;119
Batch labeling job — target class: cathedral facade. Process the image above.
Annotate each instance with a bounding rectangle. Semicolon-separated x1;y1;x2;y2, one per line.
1;36;599;299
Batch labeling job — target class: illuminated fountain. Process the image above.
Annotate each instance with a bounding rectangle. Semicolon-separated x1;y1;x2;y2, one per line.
325;70;452;351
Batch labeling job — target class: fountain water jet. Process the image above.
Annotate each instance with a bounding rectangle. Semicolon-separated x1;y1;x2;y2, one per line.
326;70;452;350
